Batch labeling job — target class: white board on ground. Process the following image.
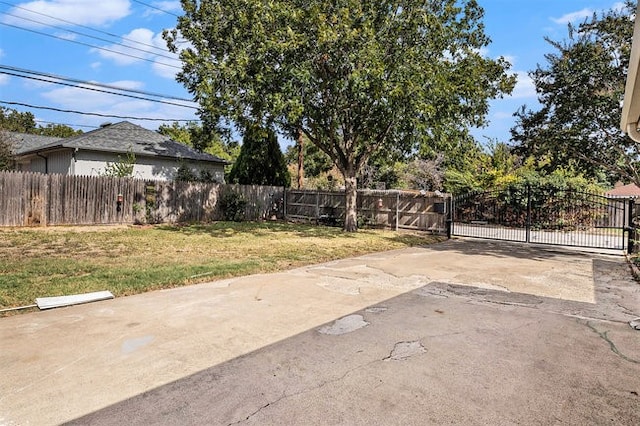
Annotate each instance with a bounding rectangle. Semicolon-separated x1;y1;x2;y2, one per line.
36;291;114;310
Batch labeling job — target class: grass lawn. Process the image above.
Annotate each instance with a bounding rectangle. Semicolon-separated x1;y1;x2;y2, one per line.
0;222;443;312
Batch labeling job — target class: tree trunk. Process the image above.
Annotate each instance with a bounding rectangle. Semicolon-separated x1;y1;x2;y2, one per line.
344;172;358;232
297;129;304;189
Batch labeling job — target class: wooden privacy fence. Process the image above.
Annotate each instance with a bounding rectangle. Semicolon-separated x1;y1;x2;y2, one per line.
0;171;284;227
285;189;450;233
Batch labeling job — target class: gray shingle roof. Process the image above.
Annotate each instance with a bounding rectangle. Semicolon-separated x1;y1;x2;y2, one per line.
14;121;228;164
5;132;64;154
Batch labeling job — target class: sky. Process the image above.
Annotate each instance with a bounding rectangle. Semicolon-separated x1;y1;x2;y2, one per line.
0;0;629;150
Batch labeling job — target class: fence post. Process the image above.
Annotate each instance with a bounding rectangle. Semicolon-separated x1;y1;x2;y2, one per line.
525;184;532;243
395;191;399;231
446;195;453;239
283;188;287;221
628;198;635;254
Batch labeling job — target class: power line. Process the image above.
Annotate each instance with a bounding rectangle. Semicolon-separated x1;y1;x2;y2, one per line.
132;0;181;17
1;71;199;109
0;22;182;70
1;100;200;122
0;65;194;102
0;0;171;56
35;120;99;129
1;11;180;62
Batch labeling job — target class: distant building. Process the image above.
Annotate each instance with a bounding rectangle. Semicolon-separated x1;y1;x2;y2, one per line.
9;121;228;182
605;182;640;198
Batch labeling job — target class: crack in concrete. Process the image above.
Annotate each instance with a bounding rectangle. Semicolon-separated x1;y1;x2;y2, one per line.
615;303;637;316
226;398;276;426
226;338;428;424
226;360;378;425
585;321;640;365
382;340;427;361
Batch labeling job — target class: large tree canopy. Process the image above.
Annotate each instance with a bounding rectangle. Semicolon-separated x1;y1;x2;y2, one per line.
166;0;515;230
511;1;636;186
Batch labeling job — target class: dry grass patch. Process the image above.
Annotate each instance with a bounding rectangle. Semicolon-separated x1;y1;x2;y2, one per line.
0;222;443;313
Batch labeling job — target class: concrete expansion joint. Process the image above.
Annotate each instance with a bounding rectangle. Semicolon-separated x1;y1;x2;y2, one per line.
584;321;640;365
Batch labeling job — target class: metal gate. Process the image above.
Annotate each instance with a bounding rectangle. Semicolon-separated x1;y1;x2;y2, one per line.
451;186;632;251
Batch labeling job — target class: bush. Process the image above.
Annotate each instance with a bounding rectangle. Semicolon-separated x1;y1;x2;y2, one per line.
219;190;247;221
175;163;198;182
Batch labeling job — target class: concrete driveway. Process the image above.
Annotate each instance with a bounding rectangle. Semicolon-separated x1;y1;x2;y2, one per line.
1;239;640;425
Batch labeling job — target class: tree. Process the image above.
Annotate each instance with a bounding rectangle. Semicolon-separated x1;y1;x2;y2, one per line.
166;0;515;230
402;156;445;192
511;1;636;186
228;124;291;187
36;123;82;137
285;137;333;179
0;131;14;171
103;150;136;178
157;121;240;174
0;107;37;133
0;107;81;137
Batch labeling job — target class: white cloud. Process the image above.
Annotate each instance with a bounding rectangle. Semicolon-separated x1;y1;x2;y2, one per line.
0;74;9;85
492;111;513;120
54;31;76;41
551;8;593;25
510;71;537;99
92;28;182;79
2;0;131;28
141;1;182;17
93;28;158;65
41;80;146;109
611;2;627;13
502;55;516;67
38;79;197;127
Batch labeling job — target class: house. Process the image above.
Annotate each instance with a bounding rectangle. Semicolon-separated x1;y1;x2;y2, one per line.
605;183;640;198
6;132;64;153
10;121;228;182
622;2;640;142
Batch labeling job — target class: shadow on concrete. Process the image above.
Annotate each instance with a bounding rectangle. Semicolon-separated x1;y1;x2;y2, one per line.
420;237;616;261
65;271;640;426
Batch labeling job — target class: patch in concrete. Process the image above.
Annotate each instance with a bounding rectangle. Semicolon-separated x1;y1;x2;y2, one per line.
384;340;427;361
630;319;640;331
317;315;369;335
365;307;388;313
121;335;155;355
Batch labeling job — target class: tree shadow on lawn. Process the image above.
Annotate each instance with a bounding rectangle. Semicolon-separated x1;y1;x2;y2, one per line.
154;221;359;239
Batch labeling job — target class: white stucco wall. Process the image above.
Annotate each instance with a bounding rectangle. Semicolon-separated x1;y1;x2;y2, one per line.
74;150;225;182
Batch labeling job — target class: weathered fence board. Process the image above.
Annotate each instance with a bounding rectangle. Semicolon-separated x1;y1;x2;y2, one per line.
285;189;450;232
0;171;285;227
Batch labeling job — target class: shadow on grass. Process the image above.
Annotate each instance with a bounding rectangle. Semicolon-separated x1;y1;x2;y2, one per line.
154;221;361;239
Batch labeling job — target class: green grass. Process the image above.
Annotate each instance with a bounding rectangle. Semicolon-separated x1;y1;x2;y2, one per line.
0;222;443;312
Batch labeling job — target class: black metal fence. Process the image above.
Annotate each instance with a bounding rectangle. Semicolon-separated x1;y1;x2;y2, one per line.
452;186;632;251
